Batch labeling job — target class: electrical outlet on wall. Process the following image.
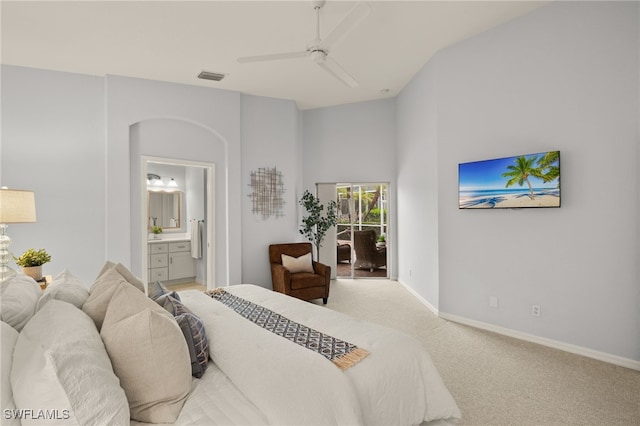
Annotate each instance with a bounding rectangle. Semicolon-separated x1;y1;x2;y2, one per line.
531;305;541;317
489;296;499;308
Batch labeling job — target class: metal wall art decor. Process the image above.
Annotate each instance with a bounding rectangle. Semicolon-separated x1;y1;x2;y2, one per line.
248;167;285;219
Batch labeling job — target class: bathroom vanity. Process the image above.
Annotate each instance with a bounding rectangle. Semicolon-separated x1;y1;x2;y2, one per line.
148;239;195;283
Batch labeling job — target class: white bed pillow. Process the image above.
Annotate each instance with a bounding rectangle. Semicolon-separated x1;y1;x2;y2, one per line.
48;268;85;288
281;252;314;273
101;282;191;424
36;269;89;312
10;300;129;425
1;321;20;426
0;274;42;331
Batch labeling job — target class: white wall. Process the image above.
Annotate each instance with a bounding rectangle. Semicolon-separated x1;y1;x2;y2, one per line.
397;1;639;363
302;99;398;277
241;95;301;288
1;66;106;284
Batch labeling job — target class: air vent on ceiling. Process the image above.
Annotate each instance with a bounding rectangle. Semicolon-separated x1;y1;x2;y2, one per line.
198;71;225;81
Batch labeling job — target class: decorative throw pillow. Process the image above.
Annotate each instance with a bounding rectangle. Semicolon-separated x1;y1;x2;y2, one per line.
36;269;89;312
148;280;171;300
156;293;190;316
154;293;209;378
11;300;129;425
100;282;191;423
0;274;42;331
175;313;210;379
93;261;145;293
82;268;135;330
281;252;314;274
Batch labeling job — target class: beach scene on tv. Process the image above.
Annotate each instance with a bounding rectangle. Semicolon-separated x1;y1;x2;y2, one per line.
459;151;560;209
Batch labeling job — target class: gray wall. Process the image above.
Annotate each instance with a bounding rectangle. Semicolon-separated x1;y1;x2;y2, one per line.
397;1;639;363
106;75;241;287
0;66;296;289
1;66;106;283
302;99;398;278
241;94;301;287
397;59;440;309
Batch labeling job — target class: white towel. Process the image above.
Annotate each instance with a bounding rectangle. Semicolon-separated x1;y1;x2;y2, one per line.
191;221;202;259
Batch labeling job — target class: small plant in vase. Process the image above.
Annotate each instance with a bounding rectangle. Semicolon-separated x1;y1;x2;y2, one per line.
377;234;386;248
14;248;51;281
151;225;163;239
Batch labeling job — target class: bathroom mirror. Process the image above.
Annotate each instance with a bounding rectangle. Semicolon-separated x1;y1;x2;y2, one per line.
148;190;182;230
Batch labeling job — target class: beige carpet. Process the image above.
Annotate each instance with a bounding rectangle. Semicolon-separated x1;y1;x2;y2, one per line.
310;279;640;425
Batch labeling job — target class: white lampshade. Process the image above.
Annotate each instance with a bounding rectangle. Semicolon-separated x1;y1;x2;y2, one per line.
0;189;37;223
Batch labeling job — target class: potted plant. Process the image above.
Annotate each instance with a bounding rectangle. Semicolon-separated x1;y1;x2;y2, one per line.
14;248;51;281
299;190;338;261
377;233;386;248
151;225;163;239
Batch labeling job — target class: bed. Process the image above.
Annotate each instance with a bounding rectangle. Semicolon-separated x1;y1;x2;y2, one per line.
2;264;461;426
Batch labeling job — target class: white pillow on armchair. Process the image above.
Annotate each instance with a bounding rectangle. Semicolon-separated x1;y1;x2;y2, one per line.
281;252;314;273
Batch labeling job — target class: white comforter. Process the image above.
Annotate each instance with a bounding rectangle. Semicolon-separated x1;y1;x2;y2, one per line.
179;284;461;426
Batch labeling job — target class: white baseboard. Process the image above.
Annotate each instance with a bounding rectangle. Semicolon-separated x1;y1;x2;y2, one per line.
397;279;439;316
397;279;640;372
439;312;640;371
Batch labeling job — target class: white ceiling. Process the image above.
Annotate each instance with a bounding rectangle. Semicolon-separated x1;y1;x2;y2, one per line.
1;1;547;110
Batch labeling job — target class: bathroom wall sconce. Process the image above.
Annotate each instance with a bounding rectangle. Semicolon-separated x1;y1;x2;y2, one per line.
147;173;163;187
147;174;180;191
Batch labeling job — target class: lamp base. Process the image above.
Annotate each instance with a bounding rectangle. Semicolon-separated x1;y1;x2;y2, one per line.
0;224;16;283
0;265;17;283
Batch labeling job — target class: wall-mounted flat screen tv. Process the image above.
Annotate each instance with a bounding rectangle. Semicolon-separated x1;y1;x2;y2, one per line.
459;151;560;209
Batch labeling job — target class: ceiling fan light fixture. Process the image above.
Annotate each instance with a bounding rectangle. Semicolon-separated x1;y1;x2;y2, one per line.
198;71;225;81
310;50;325;63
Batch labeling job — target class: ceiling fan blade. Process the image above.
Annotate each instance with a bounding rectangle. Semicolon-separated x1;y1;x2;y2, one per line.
317;57;359;88
319;2;371;50
238;51;308;63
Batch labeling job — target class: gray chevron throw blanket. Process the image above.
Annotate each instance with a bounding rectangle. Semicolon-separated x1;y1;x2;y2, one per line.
205;288;369;370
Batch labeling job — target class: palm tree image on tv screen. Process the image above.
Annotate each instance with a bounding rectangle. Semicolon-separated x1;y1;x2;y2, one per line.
458;151;560;209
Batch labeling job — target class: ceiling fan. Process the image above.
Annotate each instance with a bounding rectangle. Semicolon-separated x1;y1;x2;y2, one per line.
237;0;371;88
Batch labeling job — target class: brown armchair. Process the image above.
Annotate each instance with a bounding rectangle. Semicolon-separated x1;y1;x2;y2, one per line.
353;230;387;272
269;243;331;304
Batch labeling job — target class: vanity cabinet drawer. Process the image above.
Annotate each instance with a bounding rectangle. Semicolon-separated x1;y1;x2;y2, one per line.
150;253;168;268
149;267;168;282
149;243;169;254
169;242;191;253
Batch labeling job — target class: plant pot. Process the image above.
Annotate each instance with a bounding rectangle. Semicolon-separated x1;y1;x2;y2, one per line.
22;265;43;281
